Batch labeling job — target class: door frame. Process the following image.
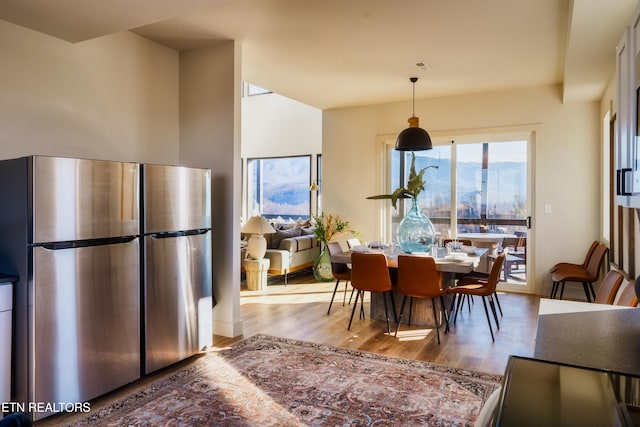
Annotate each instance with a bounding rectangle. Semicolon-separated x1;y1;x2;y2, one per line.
376;124;538;294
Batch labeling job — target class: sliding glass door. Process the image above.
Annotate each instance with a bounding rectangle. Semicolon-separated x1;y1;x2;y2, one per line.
387;131;532;290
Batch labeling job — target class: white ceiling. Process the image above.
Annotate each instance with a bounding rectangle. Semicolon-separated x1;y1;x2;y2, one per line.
0;0;637;109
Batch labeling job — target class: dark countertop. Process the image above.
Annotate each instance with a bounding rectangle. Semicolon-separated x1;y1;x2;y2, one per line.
534;307;640;376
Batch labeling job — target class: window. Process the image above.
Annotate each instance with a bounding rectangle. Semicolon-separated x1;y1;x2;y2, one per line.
246;156;312;219
389;137;530;242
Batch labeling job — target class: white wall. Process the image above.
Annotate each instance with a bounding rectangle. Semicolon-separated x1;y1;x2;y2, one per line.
0;20;179;163
0;20;244;338
323;84;601;296
241;91;322;219
241;92;321;158
180;42;243;338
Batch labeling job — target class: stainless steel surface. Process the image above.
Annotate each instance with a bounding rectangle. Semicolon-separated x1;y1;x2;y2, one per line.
33;156;139;243
32;239;140;417
0;156;143;420
144;232;212;374
142;164;211;234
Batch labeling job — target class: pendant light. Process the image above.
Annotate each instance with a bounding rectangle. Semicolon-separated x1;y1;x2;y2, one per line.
395;77;432;151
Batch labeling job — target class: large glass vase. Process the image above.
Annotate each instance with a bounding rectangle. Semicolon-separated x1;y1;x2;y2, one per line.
313;244;334;282
397;198;436;254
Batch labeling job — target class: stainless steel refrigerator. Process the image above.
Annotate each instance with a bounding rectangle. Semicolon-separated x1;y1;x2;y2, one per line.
141;163;213;375
0;156;141;420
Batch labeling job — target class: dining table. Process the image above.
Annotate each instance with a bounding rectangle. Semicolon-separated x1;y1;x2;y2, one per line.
331;247;488;328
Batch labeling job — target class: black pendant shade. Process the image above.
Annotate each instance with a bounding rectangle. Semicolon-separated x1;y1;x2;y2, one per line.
395;77;432;151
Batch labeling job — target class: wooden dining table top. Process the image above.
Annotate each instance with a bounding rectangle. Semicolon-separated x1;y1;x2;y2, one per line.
330;248;488;274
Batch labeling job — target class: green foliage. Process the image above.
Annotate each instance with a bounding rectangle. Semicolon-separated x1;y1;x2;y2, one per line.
367;152;438;209
312;212;352;243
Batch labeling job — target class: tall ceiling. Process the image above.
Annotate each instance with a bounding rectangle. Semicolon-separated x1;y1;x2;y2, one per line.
0;0;636;109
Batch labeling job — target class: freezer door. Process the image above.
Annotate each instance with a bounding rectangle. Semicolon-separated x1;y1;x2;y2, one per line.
144;231;212;374
32;239;140;417
142;164;211;234
33;156;139;243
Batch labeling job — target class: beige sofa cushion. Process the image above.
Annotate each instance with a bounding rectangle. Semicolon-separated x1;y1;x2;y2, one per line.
270;227;302;249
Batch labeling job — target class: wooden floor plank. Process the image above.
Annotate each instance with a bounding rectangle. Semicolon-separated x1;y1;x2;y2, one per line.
217;271;540;376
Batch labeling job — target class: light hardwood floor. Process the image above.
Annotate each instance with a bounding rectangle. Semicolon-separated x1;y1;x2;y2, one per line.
215;271;540;376
38;270;540;426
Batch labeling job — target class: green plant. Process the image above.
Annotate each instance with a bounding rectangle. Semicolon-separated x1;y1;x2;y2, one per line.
312;212;351;243
367;151;438;209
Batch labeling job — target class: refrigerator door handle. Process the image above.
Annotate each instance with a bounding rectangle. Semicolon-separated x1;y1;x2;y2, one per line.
35;235;138;250
149;229;210;239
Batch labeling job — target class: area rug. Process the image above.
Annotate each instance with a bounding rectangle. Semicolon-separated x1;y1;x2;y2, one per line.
59;334;502;426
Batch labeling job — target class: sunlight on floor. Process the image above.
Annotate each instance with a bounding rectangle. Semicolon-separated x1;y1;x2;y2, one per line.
240;282;368;306
199;355;300;423
394;328;434;341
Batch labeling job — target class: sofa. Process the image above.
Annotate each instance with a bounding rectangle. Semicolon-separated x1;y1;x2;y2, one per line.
241;222;320;283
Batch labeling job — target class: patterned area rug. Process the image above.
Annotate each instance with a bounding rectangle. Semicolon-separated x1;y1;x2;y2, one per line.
59;334;502;426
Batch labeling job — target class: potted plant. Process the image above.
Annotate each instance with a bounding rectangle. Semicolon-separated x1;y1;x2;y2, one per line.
367;152;438;253
311;213;353;281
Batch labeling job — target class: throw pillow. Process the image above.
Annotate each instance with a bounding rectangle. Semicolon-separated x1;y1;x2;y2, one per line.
270;227;302;249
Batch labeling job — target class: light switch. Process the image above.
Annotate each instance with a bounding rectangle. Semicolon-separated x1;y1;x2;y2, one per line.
544;204;552;214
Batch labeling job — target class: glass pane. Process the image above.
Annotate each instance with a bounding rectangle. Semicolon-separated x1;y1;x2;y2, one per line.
456;144;483;233
247;156;311;219
487;140;527;220
413;146;451;235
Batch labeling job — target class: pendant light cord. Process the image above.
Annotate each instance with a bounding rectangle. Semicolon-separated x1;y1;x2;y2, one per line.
410;77;418;118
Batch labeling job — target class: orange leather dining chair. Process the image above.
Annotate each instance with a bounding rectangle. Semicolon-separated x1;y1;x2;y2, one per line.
594;269;624;305
614;279;639;307
326;241;353;315
447;254;505;342
395;255;448;344
549;241;599;275
349;252;397;333
550;243;608;302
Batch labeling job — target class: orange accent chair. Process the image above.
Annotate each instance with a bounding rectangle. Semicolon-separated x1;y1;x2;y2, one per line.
349;252;397;333
549;241;598;275
447;254;505;342
614;279;639;307
594;269;624;305
550;244;608;302
395;255;448;344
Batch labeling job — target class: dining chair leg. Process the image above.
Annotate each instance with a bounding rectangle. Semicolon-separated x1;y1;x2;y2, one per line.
347;289;360;330
439;296;450;334
342;281;350;306
581;282;592;302
550;281;557;299
460;294;472;312
588;282;596;301
388;291;398;323
454;293;465;324
494;292;503;316
394;295;409;337
327;279;341;315
480;296;495;342
359;292;366;319
449;293;457;316
349;288;355;304
488;295;500;329
559;282;566;300
383;291;391;334
431;297;441;344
